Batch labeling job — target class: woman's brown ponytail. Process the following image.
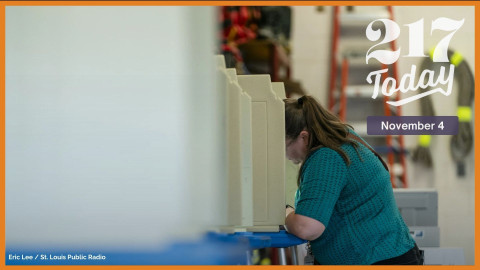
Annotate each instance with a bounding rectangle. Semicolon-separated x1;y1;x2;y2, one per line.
285;95;360;186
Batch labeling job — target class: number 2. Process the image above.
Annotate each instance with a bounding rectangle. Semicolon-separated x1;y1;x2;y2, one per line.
366;19;401;65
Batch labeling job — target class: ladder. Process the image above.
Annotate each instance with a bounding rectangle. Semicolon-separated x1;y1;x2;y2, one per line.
327;6;408;188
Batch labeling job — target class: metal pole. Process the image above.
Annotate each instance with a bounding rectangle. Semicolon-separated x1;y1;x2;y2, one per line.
277;248;287;265
290;246;298;265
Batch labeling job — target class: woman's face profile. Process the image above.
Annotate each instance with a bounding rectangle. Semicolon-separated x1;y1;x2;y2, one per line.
285;130;309;164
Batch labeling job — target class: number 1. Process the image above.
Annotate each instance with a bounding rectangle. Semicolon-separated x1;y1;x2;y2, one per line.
405;19;426;58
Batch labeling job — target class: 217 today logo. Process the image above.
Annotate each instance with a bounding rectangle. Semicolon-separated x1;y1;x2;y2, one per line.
365;17;464;106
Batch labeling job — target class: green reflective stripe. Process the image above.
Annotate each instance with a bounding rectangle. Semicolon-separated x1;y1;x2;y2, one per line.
419;135;431;147
458;106;472;122
450;51;464;67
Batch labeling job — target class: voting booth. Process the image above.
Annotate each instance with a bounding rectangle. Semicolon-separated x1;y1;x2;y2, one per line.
217;54;287;232
237;74;286;232
216;56;254;230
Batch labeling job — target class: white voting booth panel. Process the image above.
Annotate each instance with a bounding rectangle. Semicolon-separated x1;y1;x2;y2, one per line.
271;82;287;100
239;82;254;228
238;75;286;231
215;56;253;230
6;6;223;250
214;56;286;232
226;68;254;228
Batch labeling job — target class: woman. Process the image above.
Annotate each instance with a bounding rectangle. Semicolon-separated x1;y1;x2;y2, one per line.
284;95;422;265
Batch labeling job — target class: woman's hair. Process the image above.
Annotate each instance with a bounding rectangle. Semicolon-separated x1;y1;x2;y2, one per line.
284;95;359;186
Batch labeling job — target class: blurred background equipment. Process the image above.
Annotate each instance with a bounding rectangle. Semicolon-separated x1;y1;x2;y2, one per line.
220;6;305;98
412;49;475;176
394;189;439;248
448;50;474;177
394;189;465;265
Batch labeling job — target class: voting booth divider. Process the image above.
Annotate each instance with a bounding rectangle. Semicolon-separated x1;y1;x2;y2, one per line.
215;55;286;233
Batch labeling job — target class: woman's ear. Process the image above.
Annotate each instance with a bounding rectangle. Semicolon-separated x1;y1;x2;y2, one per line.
299;130;309;145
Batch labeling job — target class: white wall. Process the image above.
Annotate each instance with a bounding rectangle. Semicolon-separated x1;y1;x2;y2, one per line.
291;6;475;265
291;6;332;105
6;6;226;250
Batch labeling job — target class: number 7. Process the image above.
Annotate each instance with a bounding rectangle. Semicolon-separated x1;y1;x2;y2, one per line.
431;18;465;62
